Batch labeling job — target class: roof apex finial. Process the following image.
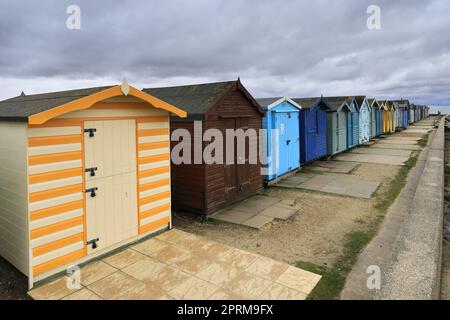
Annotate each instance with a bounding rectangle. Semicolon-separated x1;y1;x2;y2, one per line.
121;79;130;96
20;91;25;96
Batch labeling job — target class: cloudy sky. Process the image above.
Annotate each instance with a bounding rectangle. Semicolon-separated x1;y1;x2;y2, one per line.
0;0;449;109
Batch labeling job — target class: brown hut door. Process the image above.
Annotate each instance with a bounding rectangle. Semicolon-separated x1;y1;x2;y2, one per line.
224;119;238;200
236;118;250;193
224;118;250;200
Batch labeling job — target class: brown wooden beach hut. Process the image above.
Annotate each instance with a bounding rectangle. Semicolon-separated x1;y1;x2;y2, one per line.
143;79;265;217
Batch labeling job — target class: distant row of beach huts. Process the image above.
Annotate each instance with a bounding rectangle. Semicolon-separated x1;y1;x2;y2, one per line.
258;95;429;182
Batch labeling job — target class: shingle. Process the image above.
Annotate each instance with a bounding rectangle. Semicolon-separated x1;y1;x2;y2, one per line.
256;97;283;110
143;81;237;120
292;97;322;109
0;86;113;121
322;96;352;111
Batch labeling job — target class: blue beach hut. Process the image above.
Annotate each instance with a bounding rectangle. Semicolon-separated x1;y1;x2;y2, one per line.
322;97;352;156
346;97;360;149
354;96;371;144
294;97;331;164
257;97;302;182
369;99;382;136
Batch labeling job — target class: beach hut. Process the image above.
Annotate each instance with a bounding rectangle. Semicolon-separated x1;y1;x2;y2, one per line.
414;104;421;121
392;100;409;129
322;97;351;156
368;99;379;137
405;103;411;125
294;97;331;164
0;82;187;287
354;96;371;144
379;100;390;134
409;104;415;124
346;98;360;149
386;101;396;133
257;97;302;182
144;80;265;217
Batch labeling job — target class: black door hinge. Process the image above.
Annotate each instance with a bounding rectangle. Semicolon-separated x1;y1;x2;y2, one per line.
85;187;98;197
85;167;98;177
87;238;99;249
84;128;97;137
286;140;291;145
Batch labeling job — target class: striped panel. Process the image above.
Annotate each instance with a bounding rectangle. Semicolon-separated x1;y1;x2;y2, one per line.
33;249;84;276
27;125;86;276
139;216;170;234
136;118;171;235
139;147;170;158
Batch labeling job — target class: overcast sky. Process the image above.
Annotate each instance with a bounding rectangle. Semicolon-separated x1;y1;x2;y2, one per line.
0;0;449;107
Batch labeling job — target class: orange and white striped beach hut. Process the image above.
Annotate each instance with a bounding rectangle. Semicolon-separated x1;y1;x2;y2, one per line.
0;82;186;288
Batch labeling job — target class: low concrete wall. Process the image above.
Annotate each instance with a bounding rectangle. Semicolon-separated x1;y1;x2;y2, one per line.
376;117;445;300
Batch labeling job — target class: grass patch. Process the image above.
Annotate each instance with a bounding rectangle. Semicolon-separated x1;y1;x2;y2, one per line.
417;133;430;147
374;154;418;212
297;152;420;300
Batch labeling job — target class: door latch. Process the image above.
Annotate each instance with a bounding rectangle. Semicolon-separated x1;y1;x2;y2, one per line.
87;238;99;249
286;140;291;145
85;167;98;177
85;187;98;197
84;128;97;137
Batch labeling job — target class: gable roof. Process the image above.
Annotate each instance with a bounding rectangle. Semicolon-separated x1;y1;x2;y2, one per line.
322;96;352;112
292;97;331;110
353;96;368;110
367;98;379;108
256;97;302;111
0;86;113;121
143;79;264;120
0;83;187;123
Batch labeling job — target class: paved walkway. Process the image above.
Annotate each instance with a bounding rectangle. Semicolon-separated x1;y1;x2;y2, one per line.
371;143;422;151
334;153;409;166
350;148;411;157
212;195;300;229
309;161;359;173
340;117;440;300
29;229;321;300
276;172;380;199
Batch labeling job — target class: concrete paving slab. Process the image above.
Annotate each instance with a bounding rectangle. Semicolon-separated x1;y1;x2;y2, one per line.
242;214;275;228
211;195;298;229
229;196;281;214
279;172;381;199
371;143;422;151
260;206;298;220
29;229;321;300
395;132;428;138
334;153;408;166
350;148;412;157
385;137;421;142
311;161;359;174
211;209;256;224
377;139;419;145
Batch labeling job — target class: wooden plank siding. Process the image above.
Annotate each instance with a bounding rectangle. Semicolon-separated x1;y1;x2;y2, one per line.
170;88;263;216
27;103;173;277
27;123;85;276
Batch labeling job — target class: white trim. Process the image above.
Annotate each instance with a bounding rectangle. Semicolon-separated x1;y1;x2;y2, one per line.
265;97;303;110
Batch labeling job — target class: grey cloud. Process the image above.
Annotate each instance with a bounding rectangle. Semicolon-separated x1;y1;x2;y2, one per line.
0;0;449;106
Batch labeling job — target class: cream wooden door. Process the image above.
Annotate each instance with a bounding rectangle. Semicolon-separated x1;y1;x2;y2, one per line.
84;120;138;254
84;120;136;181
